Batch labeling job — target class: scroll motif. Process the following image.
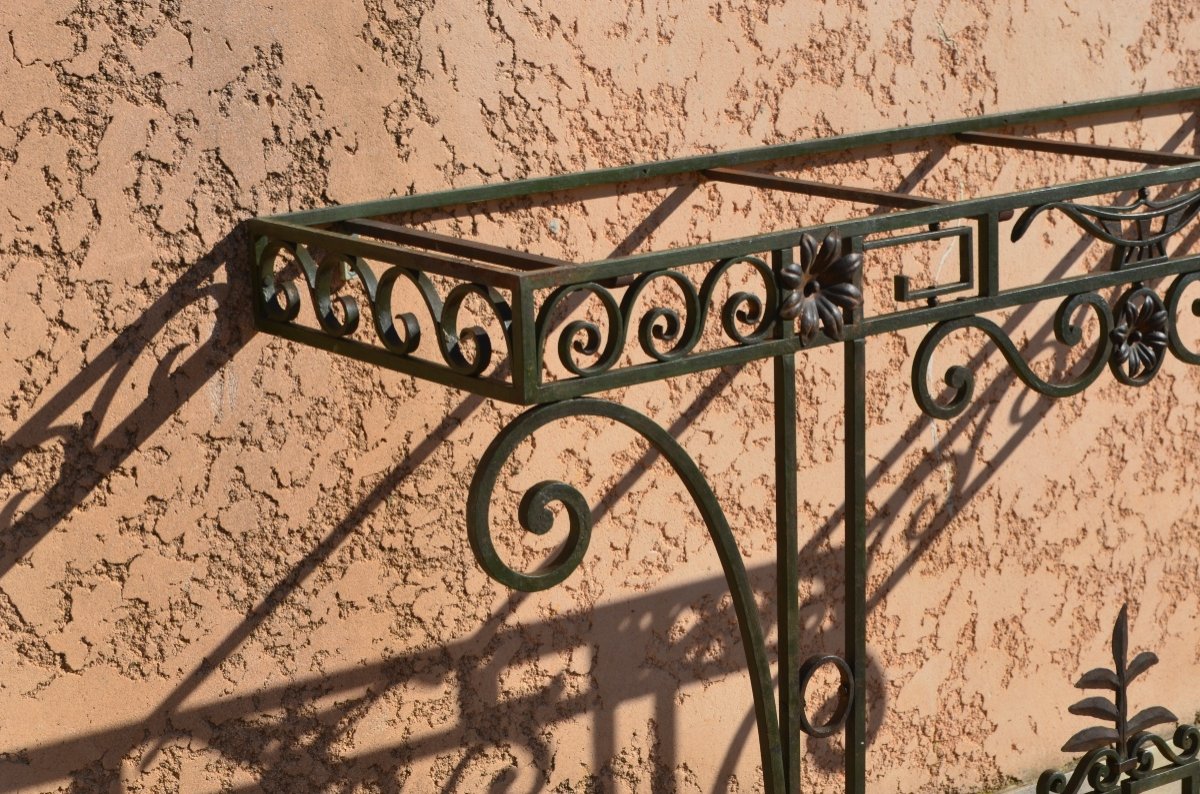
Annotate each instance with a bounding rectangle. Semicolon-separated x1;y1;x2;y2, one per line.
536;255;779;378
911;275;1200;419
465;398;788;788
1012;187;1200;268
911;292;1114;419
255;237;513;376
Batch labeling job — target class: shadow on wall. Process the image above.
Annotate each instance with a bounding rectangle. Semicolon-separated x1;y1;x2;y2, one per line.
3;565;868;793
3;119;1198;792
0;228;252;583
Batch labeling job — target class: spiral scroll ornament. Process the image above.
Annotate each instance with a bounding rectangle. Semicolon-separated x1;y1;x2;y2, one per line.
704;255;779;345
537;283;625;377
255;237;513;376
465;398;788;789
256;238;305;324
624;270;703;361
1128;726;1200;780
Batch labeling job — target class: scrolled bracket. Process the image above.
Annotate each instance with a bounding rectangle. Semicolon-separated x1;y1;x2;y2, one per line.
466;477;591;593
464;397;787;790
911;292;1113;419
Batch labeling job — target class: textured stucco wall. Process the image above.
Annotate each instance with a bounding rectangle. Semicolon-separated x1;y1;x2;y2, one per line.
2;1;1200;792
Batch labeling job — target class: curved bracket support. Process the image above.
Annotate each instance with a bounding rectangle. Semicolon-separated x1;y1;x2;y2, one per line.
466;397;788;792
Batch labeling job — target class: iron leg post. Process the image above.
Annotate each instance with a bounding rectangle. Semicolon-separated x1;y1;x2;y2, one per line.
844;339;868;794
775;349;800;792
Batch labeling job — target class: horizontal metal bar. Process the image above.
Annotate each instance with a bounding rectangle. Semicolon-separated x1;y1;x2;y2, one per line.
862;225;968;251
256;318;520;402
527;251;1200;402
858;250;1200;334
524;162;1200;289
702;168;942;209
249;219;520;289
532;338;797;402
339;218;564;271
956;131;1200;165
265;87;1200;226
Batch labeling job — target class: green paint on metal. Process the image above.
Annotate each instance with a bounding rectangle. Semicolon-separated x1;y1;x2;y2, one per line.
245;89;1200;794
465;398;787;792
772;247;801;792
844;339;868;794
265;86;1200;227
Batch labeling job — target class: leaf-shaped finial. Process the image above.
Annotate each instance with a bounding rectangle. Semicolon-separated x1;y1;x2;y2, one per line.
1047;601;1188;786
1113;604;1129;676
1058;603;1179;759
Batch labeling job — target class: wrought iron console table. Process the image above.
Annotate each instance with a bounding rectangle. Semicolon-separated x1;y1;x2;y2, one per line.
248;87;1200;793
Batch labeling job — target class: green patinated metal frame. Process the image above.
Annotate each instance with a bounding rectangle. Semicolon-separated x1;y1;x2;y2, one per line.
248;87;1200;793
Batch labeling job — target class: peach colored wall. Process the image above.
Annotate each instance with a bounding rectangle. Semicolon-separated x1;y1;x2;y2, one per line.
2;1;1200;792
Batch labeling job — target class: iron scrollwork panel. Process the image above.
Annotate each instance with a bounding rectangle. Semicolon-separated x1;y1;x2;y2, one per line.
533;230;863;388
911;274;1200;418
1012;187;1200;268
254;235;515;380
535;254;778;379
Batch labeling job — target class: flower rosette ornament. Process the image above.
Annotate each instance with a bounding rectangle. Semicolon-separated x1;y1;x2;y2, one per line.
1109;287;1168;385
779;232;863;344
